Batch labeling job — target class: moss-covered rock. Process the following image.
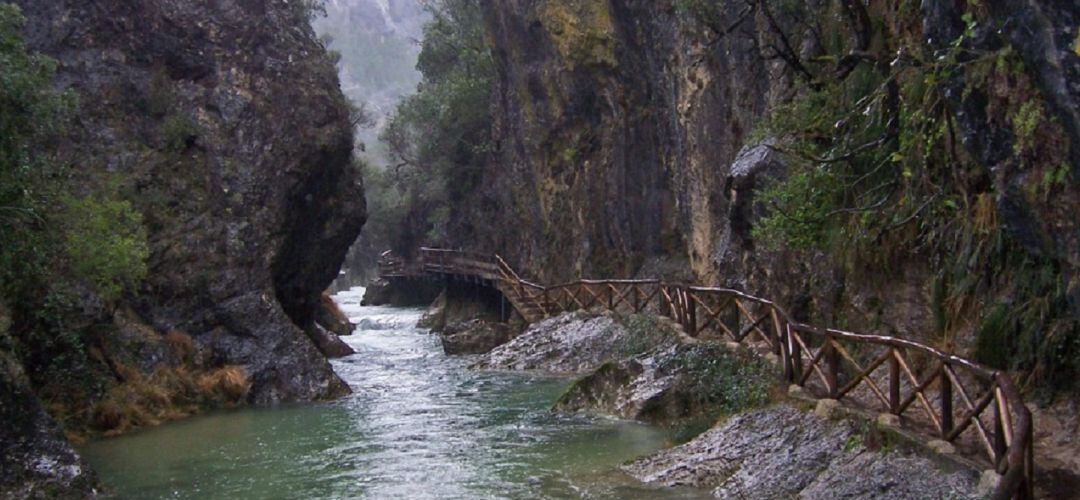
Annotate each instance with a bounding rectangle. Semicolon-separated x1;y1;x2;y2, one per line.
537;0;617;70
555;342;774;426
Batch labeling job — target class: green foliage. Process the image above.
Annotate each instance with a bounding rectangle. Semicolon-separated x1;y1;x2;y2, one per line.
975;303;1011;369
0;3;75;297
752;167;842;250
61;193;149;303
748;2;1078;393
378;0;493;250
162;114;200;152
658;343;774;416
1011;99;1043;155
616;314;677;358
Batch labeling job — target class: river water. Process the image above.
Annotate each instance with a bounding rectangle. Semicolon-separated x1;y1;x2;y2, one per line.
81;287;701;499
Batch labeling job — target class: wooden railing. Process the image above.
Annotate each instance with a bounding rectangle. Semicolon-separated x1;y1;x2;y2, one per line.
377;250;1035;499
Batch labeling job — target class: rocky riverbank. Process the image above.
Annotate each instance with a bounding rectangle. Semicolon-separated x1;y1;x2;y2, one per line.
624;404;985;499
463;310;985;498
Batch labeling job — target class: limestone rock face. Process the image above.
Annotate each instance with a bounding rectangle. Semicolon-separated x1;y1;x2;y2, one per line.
14;0;364;404
457;0;1079;365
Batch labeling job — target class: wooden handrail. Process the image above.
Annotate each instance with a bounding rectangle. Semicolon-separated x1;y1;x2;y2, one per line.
376;248;1035;499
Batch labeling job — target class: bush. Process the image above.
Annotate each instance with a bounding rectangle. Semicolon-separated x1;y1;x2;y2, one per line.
162;114;200;151
62;194;150;303
659;343;774;416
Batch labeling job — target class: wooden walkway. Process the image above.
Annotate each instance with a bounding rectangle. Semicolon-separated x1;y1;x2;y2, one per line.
378;248;1035;499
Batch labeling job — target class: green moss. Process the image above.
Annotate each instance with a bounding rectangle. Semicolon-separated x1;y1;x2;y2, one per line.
615;313;676;357
162;114;200;152
1011;99;1044;155
145;69;173;117
975;303;1011;369
538;0;617;70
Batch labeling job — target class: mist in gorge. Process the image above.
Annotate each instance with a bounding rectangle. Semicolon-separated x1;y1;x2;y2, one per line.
314;0;429;287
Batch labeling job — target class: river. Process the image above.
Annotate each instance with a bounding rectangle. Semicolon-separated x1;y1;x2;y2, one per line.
81;287;703;499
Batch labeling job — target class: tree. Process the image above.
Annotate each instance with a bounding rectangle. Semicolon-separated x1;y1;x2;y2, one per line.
377;0;493;252
0;3;74;296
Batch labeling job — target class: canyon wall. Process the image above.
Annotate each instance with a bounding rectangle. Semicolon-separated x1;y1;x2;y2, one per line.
460;1;1077;371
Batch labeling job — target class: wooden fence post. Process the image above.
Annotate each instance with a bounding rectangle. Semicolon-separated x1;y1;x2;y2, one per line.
825;336;840;399
687;290;698;336
992;389;1008;469
940;367;953;438
889;350;900;414
790;326;803;384
779;317;792;382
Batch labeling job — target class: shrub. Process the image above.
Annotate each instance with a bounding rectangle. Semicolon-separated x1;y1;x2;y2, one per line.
61;193;150;303
616;313;678;358
659;343;774;417
162;114;200;151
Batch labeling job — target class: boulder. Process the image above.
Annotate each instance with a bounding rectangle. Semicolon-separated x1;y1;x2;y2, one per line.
554;343;772;425
623;404;980;499
304;324;355;359
361;278;442;307
316;292;354;337
440;320;513;355
417;291;448;330
472;312;676;375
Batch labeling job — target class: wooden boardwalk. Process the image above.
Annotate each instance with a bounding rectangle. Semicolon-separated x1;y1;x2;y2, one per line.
378;248;1035;499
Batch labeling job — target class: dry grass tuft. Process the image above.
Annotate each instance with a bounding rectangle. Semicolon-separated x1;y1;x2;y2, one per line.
164;330;195;362
197;365;251;403
90;364;250;436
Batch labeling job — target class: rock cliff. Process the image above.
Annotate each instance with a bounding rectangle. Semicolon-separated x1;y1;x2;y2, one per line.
450;0;1077;384
15;0;364;404
2;0;364;496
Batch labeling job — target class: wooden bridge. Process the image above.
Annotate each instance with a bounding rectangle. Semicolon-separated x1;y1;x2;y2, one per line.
378;248;1035;499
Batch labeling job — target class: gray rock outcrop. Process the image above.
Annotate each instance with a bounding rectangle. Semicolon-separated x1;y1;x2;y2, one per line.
472;312;675;375
440;320;513;355
624;404;981;499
